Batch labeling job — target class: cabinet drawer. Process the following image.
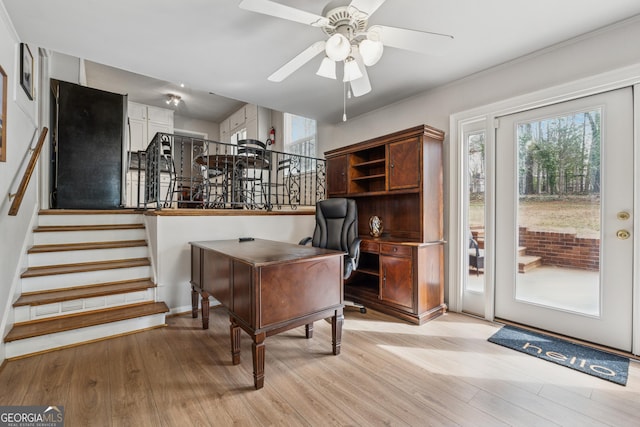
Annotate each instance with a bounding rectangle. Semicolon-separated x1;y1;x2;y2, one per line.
360;240;379;254
380;244;412;257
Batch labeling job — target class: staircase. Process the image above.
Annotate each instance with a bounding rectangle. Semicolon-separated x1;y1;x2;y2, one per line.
4;210;169;359
518;246;543;273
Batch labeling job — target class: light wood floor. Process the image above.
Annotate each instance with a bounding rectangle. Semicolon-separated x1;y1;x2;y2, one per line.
1;308;639;426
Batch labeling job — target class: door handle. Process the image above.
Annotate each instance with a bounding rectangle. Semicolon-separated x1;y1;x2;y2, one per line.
616;229;630;240
617;211;631;221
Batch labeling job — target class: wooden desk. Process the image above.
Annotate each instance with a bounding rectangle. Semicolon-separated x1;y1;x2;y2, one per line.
189;238;344;389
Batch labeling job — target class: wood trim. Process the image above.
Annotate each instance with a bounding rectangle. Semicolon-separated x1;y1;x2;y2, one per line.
8;127;49;216
14;279;155;307
144;208;315;217
33;224;145;232
39;209;142;215
28;240;148;253
5;301;169;342
20;258;150;278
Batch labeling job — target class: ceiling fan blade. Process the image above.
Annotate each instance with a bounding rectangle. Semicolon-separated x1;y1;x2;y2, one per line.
349;0;386;17
350;46;372;97
239;0;329;27
371;25;454;56
268;41;326;82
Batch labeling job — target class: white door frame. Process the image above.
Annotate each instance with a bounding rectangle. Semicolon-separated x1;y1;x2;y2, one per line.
448;64;640;355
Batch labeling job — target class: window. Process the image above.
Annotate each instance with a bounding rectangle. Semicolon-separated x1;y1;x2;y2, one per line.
283;113;316;172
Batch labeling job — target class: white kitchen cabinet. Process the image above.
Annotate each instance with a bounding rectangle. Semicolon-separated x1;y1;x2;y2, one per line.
127;102;174;153
219;103;270;143
126;170;175;208
219;118;230;142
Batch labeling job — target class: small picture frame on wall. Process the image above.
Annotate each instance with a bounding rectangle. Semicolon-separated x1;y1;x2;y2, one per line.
0;65;7;162
20;43;33;100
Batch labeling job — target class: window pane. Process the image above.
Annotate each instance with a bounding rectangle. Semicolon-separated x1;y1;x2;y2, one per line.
467;131;485;292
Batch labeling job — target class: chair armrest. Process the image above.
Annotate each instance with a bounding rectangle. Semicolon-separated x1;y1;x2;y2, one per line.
299;237;312;246
348;237;362;270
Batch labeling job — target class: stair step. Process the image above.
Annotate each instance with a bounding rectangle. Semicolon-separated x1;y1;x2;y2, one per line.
518;246;527;256
14;279;155;307
4;302;169;342
518;255;543;273
21;258;151;278
28;240;147;254
34;224;145;233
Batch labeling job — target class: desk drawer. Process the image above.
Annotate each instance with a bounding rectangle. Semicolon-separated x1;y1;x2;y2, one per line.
360;240;379;254
380;243;412;257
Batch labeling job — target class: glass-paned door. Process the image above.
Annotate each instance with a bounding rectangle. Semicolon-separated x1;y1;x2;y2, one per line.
462;124;487;316
495;88;633;351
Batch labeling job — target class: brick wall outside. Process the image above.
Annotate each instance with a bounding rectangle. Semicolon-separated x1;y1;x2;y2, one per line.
519;227;600;271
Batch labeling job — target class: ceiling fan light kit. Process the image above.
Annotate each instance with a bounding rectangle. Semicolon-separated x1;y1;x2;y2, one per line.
316;56;337;79
343;57;363;82
359;38;383;66
325;33;351;61
239;0;454;118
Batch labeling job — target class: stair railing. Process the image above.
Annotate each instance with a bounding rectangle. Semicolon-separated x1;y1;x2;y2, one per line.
7;127;49;216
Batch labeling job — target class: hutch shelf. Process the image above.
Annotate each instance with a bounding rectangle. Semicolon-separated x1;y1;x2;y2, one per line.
325;124;446;324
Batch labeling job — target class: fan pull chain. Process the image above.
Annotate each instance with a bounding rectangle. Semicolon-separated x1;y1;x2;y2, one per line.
343;82;347;122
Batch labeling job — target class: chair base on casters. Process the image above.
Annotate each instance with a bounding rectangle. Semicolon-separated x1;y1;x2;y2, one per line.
345;300;367;314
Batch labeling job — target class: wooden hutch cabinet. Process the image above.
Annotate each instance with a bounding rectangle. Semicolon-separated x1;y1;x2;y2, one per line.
325;125;446;324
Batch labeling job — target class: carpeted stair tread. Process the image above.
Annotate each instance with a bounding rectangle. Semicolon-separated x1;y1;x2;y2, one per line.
33;224;145;232
14;279;156;307
4;302;169;342
28;240;148;253
21;258;150;278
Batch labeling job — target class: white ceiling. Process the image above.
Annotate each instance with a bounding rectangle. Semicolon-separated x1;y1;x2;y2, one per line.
3;0;640;124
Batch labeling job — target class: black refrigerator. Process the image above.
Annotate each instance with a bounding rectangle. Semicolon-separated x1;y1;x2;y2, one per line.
53;80;126;209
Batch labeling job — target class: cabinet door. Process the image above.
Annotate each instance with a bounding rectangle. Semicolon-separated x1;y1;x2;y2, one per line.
229;107;246;130
129;118;148;152
147;106;173;125
327;155;348;195
128;102;147;121
388;137;420;190
380;255;413;309
220;118;230;142
148;122;172;143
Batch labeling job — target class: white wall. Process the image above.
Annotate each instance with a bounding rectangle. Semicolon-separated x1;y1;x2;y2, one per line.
173;115;219;141
318;16;640;152
317;16;640;305
146;213;316;313
49;51;81;84
0;4;42;363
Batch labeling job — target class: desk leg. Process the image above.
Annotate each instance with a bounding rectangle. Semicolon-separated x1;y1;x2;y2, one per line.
230;317;241;365
191;286;198;319
252;332;266;390
201;293;210;330
331;308;344;356
305;323;314;339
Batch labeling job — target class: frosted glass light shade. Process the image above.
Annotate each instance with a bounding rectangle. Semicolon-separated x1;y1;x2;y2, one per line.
316;57;336;79
325;33;351;62
359;39;383;66
343;58;363;82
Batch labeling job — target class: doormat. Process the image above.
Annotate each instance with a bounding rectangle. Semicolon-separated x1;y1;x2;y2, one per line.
488;325;629;386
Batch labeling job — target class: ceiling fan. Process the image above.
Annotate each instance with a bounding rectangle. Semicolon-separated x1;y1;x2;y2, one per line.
239;0;454;97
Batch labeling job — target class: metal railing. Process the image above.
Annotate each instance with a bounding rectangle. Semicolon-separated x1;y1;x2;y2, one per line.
137;133;326;210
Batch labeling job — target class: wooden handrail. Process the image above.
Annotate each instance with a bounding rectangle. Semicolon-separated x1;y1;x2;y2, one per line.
8;127;49;216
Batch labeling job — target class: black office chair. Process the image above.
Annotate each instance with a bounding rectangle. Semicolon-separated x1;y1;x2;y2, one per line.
300;198;366;313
